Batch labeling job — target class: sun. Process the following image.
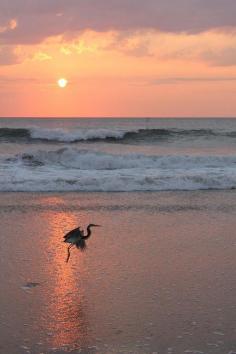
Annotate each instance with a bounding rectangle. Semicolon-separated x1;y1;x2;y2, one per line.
57;78;68;88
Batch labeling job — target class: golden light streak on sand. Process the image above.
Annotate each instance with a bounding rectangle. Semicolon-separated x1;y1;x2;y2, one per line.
40;196;91;350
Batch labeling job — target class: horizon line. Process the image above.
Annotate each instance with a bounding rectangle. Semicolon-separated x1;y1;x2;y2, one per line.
1;116;236;119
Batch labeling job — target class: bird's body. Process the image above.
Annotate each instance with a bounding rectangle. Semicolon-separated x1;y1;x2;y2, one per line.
64;227;84;244
63;224;100;262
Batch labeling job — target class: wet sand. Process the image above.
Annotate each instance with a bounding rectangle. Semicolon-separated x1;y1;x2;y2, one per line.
0;191;236;354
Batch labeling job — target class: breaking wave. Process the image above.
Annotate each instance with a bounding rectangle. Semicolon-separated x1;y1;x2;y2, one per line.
1;148;236;191
0;126;236;143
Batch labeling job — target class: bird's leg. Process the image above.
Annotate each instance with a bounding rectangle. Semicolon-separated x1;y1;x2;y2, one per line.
66;244;74;263
66;247;71;263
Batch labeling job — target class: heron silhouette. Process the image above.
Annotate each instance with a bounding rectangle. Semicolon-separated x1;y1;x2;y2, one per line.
63;224;101;262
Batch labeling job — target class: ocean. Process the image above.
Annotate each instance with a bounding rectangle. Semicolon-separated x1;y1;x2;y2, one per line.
0;117;236;192
1;118;236;354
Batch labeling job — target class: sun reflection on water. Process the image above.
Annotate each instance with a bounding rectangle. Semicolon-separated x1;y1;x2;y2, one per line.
40;196;91;350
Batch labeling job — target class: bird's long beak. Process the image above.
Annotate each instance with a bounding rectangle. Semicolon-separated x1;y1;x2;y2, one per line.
94;224;101;227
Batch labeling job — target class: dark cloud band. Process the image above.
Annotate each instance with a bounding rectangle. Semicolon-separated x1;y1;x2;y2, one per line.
1;0;236;44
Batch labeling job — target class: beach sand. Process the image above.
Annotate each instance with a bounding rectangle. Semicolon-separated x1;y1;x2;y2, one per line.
0;191;236;354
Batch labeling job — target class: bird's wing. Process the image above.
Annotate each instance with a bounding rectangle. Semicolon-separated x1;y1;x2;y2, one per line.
76;238;87;251
63;227;82;240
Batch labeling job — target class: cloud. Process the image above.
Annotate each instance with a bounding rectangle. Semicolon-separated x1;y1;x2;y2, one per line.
32;51;52;61
0;75;38;85
107;31;153;57
202;46;236;66
0;18;17;34
151;77;236;85
107;30;236;66
0;46;21;65
0;0;236;44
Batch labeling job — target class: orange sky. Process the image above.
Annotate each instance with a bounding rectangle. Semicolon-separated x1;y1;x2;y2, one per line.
0;1;236;117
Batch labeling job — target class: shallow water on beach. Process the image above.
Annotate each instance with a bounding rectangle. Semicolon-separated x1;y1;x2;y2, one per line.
0;191;236;354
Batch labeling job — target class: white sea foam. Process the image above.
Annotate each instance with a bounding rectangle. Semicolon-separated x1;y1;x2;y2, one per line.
15;147;236;170
1;148;236;191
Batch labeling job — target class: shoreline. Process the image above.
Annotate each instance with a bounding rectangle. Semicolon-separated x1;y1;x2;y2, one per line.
1;190;236;354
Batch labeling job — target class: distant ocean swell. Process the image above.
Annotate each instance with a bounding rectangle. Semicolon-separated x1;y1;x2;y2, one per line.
1;148;236;191
1;127;236;143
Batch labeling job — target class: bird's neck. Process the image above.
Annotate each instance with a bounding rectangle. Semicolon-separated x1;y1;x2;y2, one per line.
83;225;92;239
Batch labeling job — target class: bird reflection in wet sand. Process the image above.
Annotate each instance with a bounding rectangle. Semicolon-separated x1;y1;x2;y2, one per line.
63;224;101;262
